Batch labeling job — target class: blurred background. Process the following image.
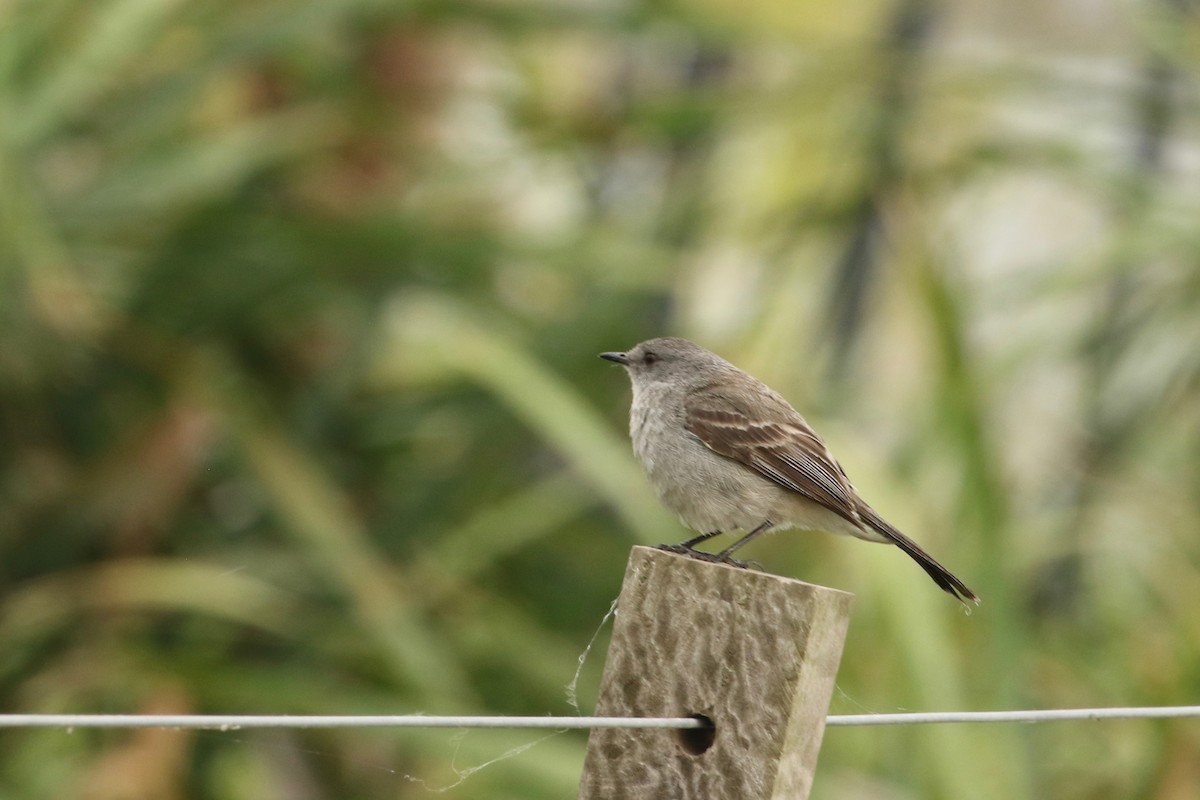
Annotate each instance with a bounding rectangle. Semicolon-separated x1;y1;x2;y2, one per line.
2;0;1199;797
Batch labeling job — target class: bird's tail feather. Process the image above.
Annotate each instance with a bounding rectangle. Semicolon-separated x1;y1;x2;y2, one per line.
860;507;979;605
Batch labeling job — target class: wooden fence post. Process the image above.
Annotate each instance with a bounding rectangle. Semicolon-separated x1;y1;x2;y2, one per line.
578;546;853;800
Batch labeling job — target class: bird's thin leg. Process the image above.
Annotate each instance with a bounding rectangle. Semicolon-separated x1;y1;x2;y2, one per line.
656;530;723;555
716;521;773;564
679;530;725;549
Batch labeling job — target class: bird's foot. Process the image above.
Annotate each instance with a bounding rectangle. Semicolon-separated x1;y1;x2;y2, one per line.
656;544;763;571
655;543;697;556
656;543;723;563
717;554;763;571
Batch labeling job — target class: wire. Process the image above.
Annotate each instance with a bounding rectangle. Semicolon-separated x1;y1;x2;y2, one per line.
0;707;1198;731
0;714;704;730
825;706;1200;726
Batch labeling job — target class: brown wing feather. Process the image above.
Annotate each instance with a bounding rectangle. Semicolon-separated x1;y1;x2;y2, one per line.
684;389;862;527
684;384;979;605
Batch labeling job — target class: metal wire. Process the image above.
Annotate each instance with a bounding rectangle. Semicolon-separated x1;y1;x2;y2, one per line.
0;714;704;730
824;706;1200;726
0;706;1198;730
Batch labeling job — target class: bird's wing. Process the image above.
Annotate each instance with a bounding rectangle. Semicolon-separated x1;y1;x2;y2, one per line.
684;386;862;526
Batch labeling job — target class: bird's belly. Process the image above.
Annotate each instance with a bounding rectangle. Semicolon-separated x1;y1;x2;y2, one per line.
660;475;772;533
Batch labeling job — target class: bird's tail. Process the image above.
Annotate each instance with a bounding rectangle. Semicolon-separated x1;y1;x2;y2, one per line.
859;507;979;605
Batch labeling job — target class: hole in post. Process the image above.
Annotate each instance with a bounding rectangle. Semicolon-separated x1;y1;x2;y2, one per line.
675;714;716;755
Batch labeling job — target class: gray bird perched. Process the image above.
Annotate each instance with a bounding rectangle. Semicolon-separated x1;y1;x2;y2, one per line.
600;336;978;604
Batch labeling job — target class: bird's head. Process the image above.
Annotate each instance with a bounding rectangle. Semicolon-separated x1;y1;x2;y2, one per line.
600;337;723;387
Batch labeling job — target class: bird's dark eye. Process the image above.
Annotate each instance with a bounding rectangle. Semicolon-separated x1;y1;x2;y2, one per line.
642;351;658;365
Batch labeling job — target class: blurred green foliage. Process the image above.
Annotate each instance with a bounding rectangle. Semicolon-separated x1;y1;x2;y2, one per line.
2;0;1200;798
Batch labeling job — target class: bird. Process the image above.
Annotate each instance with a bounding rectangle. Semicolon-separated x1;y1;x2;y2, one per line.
600;336;978;603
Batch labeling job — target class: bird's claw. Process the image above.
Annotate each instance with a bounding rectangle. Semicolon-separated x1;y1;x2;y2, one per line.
716;554;763;571
656;544;763;571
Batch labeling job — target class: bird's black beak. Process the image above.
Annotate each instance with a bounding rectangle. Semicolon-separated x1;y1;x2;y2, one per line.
599;351;630;365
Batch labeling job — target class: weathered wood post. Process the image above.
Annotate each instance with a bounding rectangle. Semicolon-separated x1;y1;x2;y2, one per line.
578;546;853;799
